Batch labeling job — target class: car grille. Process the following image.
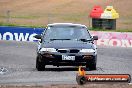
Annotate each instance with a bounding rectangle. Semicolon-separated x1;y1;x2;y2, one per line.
57;49;79;53
57;50;67;53
70;49;80;53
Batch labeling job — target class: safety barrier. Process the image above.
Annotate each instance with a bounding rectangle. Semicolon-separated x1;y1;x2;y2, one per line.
0;26;132;47
90;31;132;47
0;26;44;42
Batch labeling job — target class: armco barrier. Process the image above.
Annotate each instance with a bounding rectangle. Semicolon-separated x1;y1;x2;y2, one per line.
0;26;132;47
0;26;44;42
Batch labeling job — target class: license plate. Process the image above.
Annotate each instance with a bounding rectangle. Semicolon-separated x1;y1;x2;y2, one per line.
62;55;75;61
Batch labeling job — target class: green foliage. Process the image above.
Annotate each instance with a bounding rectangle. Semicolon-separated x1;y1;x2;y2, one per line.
0;22;45;28
0;22;17;26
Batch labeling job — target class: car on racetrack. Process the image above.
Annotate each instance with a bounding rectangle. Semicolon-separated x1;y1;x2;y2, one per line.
34;23;98;71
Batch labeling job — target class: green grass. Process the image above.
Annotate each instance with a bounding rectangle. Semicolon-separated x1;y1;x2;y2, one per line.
60;13;87;22
0;22;17;26
0;15;40;19
115;29;132;32
0;22;45;28
0;22;132;32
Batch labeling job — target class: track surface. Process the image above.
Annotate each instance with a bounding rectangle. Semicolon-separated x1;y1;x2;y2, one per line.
0;40;132;85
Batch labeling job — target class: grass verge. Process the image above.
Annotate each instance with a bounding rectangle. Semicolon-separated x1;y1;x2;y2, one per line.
0;22;45;28
0;22;132;32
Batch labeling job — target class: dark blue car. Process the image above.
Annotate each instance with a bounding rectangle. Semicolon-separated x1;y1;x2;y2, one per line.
34;23;98;71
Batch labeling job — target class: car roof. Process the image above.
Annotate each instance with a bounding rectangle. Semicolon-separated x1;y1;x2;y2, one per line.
47;23;87;28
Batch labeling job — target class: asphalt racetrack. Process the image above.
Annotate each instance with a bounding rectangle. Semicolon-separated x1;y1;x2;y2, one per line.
0;40;132;85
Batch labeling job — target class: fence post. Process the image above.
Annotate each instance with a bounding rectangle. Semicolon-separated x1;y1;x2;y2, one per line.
6;10;11;23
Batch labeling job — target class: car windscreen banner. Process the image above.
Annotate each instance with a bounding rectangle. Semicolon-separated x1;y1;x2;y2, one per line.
0;26;44;42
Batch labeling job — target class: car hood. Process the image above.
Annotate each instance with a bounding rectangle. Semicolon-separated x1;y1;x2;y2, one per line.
41;40;94;49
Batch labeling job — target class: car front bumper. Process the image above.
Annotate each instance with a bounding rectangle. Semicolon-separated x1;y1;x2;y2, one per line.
38;52;97;66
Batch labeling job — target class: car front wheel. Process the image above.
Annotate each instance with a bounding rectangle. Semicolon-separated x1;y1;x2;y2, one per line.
36;55;46;71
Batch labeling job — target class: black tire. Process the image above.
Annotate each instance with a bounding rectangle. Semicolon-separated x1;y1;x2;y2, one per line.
76;75;87;85
36;55;46;71
86;60;96;70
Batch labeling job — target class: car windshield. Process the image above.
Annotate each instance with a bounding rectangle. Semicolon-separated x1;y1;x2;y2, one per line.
44;25;92;41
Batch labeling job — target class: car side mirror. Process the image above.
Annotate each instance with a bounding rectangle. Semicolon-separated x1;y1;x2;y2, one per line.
34;34;42;39
93;36;98;40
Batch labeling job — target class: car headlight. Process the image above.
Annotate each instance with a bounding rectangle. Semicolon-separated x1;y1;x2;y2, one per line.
40;48;57;52
80;49;95;53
